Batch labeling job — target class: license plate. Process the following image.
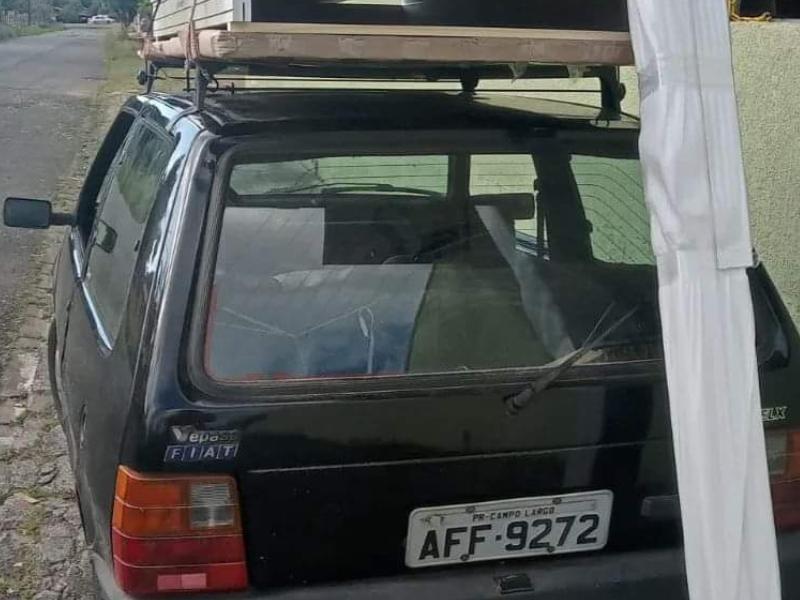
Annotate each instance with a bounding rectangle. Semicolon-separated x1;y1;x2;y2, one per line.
405;490;613;568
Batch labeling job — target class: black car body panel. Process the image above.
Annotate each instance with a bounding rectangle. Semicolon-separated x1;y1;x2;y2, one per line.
94;528;800;600
38;91;800;598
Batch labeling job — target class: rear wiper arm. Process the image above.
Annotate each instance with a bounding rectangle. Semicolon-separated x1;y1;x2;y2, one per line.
505;302;640;416
278;182;443;197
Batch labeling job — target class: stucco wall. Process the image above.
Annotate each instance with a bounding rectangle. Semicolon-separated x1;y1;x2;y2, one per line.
732;21;800;324
617;22;800;324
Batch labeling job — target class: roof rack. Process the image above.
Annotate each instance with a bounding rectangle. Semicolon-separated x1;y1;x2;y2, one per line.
137;21;632;115
140;62;626;117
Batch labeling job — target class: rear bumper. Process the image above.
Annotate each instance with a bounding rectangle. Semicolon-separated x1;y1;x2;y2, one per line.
94;531;800;600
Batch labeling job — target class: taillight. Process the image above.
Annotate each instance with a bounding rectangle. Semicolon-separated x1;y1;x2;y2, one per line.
767;429;800;531
112;467;248;596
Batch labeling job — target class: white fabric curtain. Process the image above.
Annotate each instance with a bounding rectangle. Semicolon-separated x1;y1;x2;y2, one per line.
626;1;782;599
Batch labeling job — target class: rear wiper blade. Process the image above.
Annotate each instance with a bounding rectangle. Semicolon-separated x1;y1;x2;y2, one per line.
505;302;640;416
279;182;443;197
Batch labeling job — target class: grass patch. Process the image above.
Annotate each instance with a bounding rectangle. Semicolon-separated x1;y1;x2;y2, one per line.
0;23;63;42
14;24;63;37
103;29;144;97
0;569;40;600
0;24;12;41
19;503;47;539
103;29;188;96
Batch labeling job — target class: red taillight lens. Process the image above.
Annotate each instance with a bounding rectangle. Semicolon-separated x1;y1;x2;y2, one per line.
112;467;248;596
112;531;246;566
114;560;248;596
767;429;800;531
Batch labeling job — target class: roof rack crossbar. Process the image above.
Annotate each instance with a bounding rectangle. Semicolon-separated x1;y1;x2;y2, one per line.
141;60;626;115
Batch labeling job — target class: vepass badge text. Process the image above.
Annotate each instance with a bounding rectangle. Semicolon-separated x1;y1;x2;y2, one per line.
164;426;240;463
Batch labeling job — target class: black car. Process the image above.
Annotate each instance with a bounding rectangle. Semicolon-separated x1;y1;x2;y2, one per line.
4;89;800;599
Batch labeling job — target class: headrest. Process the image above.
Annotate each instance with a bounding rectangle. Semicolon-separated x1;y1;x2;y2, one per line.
472;193;535;221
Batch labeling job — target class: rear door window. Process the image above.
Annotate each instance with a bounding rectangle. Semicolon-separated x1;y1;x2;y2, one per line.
200;134;662;385
230;155;450;196
83;121;172;347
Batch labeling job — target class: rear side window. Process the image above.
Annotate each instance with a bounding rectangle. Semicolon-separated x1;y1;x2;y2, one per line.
76;111;136;242
469;154;652;264
572;156;654;265
84;121;172;346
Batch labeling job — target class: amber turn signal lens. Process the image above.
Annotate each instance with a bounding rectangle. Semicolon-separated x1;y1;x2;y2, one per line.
112;467;242;537
112;467;248;596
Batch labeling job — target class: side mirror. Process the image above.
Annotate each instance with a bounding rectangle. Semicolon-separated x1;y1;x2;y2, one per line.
3;197;74;229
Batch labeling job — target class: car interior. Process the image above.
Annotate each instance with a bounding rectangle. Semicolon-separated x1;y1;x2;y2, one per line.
203;147;662;383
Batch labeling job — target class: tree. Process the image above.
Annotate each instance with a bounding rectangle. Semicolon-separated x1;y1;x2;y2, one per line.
108;0;134;23
60;0;85;21
30;0;55;21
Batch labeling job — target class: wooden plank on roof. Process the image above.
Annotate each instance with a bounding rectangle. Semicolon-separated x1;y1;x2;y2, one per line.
226;21;629;40
153;0;236;39
144;23;634;66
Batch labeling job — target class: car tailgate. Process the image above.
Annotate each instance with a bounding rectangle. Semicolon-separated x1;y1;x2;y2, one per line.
231;379;680;588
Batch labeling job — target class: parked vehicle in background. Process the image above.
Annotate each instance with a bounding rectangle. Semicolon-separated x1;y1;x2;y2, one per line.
55;9;92;23
3;85;800;598
88;14;115;24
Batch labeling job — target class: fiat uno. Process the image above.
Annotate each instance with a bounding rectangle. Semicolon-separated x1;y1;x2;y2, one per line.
4;86;800;599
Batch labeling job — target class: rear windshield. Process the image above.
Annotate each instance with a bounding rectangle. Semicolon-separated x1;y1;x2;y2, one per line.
201;131;662;384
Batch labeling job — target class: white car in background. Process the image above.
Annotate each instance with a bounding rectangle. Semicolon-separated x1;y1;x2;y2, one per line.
88;14;115;24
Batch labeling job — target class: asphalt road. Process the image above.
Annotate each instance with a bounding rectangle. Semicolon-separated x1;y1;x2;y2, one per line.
0;26;106;349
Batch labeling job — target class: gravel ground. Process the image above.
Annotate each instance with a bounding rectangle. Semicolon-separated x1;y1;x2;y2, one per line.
0;111;116;597
0;30;132;600
0;299;96;599
0;26;105;374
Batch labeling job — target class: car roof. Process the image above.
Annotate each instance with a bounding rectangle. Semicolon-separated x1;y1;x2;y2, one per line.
130;90;639;136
